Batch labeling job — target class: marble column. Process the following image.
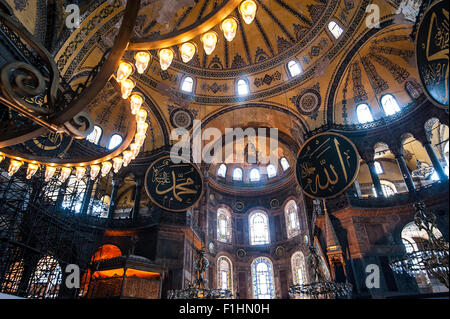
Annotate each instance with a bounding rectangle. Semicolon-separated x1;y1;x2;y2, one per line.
395;153;416;192
108;178;121;219
367;160;383;197
131;177;143;220
423;141;448;181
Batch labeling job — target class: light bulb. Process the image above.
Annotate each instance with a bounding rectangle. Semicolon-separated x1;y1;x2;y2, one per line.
101;161;112;177
134;133;146;146
122;151;133;167
221;17;238;42
59;167;72;182
239;0;257;24
112;157;124;173
129;143;141;159
90;164;101;180
26;163;39;179
8;160;23;176
201;31;218;55
0;154;5;163
44;166;56;182
137;122;149;135
116;60;134;82
120;78;135;99
130;93;144;115
134;51;151;74
75;166;86;181
158;48;174;71
136;108;147;123
180;42;197;63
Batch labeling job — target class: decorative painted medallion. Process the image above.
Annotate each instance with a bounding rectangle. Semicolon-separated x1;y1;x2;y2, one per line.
416;0;449;108
294;86;321;116
145;155;203;212
170;108;194;130
296;132;360;199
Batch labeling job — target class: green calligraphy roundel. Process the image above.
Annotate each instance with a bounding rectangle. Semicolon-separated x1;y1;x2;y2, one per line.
296;132;360;200
145;155;204;212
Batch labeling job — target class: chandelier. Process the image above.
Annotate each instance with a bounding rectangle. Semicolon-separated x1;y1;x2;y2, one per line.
289;246;352;299
389;201;449;288
167;249;232;299
411;161;435;179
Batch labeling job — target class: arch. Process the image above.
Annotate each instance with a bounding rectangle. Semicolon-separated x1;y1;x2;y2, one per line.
249;210;270;245
381;94;401;116
251;257;275;299
328;20;344;39
28;256;62;299
181;76;194;93
232;167;243;181
1;259;24;294
285;200;300;238
266;164;277;179
86;125;102;144
287;60;302;77
249;168;261;182
217;164;227;178
236;78;249;96
108;134;123;150
356;103;374;123
217;207;232;243
217;255;233;294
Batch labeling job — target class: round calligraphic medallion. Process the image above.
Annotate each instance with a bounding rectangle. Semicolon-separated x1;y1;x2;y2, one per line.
416;0;449;108
295;132;360;200
145;155;204;212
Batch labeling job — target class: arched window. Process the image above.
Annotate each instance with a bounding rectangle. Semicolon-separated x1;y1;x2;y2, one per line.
267;164;277;179
1;260;24;294
181;76;194;93
374;161;383;174
232;167;243;181
328;20;343;39
217;164;227;178
217;256;233;293
356;104;374;123
280;157;290;171
285;200;300;238
108;134;123;150
291;251;307;287
373;180;397;197
217;208;232;243
251;257;275;299
287;60;302;77
62;176;86;213
86;125;102;145
249;210;270;245
28;256;62;299
381;94;401;116
249;168;261;182
237;79;249;96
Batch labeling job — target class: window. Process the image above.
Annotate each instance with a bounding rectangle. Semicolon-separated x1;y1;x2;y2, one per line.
232;167;243;181
356;104;374;123
285;200;300;238
181;76;194;93
267;164;277;179
287;60;302;77
328;20;343;39
374;161;383;174
249;168;261;182
291;251;307;298
381;94;401;116
217;256;233;293
86;125;102;145
237;79;249;96
217;164;227;178
28;256;62;299
217;208;232;243
280;157;290;171
1;260;24;294
249;210;270;245
373;180;397;197
62;176;86;213
251;257;275;299
108;134;123;150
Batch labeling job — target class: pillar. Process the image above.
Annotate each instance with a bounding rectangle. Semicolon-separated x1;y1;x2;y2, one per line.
395;152;416;192
80;179;94;215
131;176;143;220
108;178;122;219
423;141;448;181
367;160;383;197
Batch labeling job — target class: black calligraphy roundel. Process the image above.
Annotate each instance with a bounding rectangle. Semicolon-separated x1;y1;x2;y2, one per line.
145;155;204;212
416;0;449;108
296;132;360;200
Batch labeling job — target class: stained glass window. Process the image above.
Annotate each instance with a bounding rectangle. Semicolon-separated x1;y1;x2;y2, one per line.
251;257;275;299
28;256;62;299
291;251;307;298
217;208;232;243
285;200;300;238
217;256;233;293
249;210;270;245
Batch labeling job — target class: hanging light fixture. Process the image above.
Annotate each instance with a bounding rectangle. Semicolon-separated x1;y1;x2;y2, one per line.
59;167;72;183
134;133;146;146
221;17;238;42
101;161;113;177
120;78;135;99
0;153;5;163
158;48;174;71
129;143;141;159
180;42;197;63
201;31;218;55
116;60;134;82
26;163;39;179
130;92;144;115
137;122;148;135
75;166;87;182
136;108;148;123
90;164;101;180
112;157;124;173
239;0;257;24
122;151;133;167
134;51;151;74
8;160;23;176
44;165;57;182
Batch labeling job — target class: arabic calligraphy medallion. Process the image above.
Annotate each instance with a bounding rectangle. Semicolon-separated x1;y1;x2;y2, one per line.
145;155;204;212
295;132;360;199
416;0;449;108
